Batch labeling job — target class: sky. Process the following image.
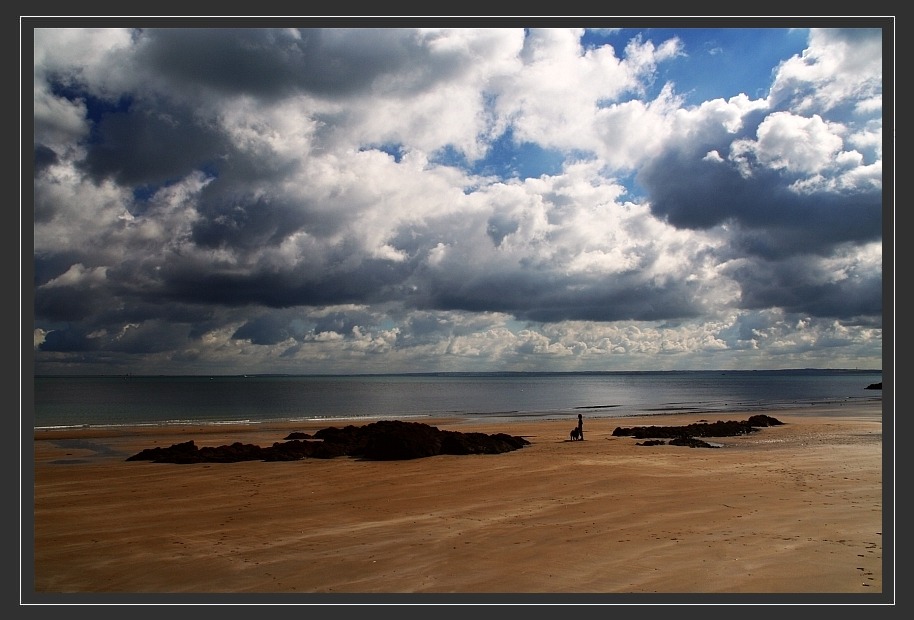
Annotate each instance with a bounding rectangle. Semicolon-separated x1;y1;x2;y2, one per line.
26;19;890;375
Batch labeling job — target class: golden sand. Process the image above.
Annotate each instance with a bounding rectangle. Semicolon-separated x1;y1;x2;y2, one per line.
27;401;889;604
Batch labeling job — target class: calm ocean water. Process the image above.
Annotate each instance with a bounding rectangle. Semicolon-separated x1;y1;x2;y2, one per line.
30;370;883;430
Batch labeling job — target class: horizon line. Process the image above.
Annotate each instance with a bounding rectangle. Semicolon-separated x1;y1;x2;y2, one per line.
33;368;883;379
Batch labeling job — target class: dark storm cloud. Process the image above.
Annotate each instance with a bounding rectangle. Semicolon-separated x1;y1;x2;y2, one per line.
229;308;377;347
33;282;110;324
517;285;703;323
190;192;312;252
727;199;882;260
38;328;100;353
34;270;223;349
419;266;704;323
639;143;881;257
726;258;882;323
78;98;230;187
232;313;298;345
635;108;882;323
135;28;460;101
34;144;58;173
154;255;411;309
39;318;193;355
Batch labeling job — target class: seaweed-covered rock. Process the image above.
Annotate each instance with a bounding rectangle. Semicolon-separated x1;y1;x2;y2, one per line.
612;416;783;440
613;415;783;448
669;436;720;448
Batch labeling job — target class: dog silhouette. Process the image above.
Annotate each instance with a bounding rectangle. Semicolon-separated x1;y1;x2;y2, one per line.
570;427;581;441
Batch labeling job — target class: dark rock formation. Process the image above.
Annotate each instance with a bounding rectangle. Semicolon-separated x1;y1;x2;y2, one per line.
865;382;882;390
127;420;530;463
669;437;719;448
614;415;783;448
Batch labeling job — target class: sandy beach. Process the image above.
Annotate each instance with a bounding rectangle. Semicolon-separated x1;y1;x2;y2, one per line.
26;401;890;604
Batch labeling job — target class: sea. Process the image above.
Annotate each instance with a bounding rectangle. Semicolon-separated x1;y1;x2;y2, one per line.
30;369;884;431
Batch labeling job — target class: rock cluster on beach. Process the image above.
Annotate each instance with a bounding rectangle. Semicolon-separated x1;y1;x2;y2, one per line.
126;419;531;463
612;414;784;448
126;416;791;462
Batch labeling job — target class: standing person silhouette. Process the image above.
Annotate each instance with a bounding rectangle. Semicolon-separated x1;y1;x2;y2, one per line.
577;413;584;441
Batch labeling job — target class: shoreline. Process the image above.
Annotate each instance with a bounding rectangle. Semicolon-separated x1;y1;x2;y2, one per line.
27;400;889;603
31;394;883;434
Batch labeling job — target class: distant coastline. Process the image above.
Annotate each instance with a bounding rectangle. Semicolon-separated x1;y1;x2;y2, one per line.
33;368;883;379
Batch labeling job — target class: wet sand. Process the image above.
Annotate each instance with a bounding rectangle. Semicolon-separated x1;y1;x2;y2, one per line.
27;401;889;604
